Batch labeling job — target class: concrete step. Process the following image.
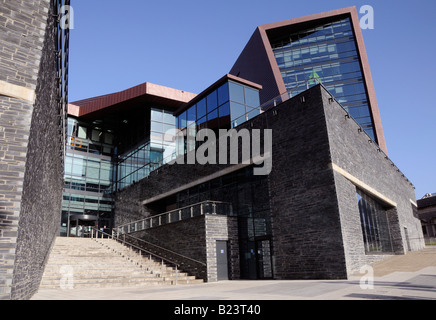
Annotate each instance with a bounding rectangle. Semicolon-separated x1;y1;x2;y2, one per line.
40;237;203;289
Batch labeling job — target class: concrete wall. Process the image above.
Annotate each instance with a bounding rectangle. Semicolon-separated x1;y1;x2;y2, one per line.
0;0;64;299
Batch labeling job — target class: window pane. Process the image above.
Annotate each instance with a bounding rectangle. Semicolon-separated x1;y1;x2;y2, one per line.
78;126;87;139
151;109;162;121
187;106;196;124
163;111;175;125
230;101;246;121
218;102;230;117
150;121;163;132
197;98;207;119
178;111;187;128
229;82;245;104
218;82;229;106
207;90;218;113
245;87;260;107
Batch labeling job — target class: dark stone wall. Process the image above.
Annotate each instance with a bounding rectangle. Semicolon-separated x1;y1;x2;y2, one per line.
124;215;239;282
321;86;425;274
0;0;64;299
260;86;347;280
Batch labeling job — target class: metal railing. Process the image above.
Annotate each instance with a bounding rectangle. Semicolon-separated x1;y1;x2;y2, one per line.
91;227;182;284
115;200;233;236
91;226;207;282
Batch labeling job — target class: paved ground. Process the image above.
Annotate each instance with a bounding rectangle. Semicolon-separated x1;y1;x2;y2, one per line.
31;247;436;300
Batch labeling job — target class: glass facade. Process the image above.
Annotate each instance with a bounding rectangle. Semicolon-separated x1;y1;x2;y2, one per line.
115;108;176;190
61;118;115;236
357;189;393;253
176;80;261;155
270;17;375;140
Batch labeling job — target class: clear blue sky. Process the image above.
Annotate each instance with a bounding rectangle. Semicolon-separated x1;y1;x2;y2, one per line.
68;0;436;199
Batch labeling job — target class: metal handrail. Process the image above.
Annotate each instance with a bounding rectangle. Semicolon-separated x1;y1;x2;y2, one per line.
90;227;183;284
121;232;207;268
116;200;233;236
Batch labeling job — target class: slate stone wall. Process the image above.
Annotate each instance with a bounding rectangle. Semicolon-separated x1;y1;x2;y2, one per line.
0;0;64;300
321;86;425;274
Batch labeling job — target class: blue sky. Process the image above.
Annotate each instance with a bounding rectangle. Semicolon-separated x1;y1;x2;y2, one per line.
68;0;436;199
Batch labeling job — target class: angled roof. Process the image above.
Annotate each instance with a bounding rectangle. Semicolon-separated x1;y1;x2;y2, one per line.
230;6;387;154
68;82;197;118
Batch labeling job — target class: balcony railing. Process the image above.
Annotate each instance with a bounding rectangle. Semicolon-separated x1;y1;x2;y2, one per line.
116;200;233;236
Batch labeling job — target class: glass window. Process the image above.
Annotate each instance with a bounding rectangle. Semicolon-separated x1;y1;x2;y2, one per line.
151;109;162;122
187;106;196;125
178;111;187;129
104;132;114;144
91;129;101;142
230;101;246;121
218;82;229;106
218;102;230;117
163;111;175;124
246;108;260;120
207;90;218;113
197;98;207;119
357;189;393;254
229;82;245;104
207;109;218;121
245;87;260;107
150;121;163;133
78;126;87;139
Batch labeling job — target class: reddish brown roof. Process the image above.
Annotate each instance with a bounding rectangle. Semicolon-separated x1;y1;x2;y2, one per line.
68;82;196;118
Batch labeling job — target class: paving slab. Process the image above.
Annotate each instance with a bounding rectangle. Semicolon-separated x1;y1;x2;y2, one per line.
31;247;436;300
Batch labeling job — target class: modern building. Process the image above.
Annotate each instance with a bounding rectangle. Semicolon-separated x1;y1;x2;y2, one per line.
61;6;424;282
0;0;70;299
111;79;424;281
417;193;436;241
0;4;426;299
230;7;387;153
63;82;196;237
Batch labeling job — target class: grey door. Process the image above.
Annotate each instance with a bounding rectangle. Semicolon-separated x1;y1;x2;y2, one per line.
216;241;228;280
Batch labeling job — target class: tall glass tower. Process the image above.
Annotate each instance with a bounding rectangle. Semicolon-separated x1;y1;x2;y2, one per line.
270;17;374;140
230;7;387;153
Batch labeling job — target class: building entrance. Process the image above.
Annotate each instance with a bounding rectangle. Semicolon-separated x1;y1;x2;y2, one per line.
255;238;273;279
68;214;98;237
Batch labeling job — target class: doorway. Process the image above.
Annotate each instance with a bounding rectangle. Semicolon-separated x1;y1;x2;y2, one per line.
216;240;229;280
68;214;98;237
255;238;273;279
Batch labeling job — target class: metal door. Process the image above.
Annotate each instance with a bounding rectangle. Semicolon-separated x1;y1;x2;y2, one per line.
216;240;229;280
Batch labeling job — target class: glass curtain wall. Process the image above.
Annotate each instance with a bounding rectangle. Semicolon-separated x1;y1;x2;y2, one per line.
114;108;176;190
61;117;115;236
176;80;261;155
357;189;393;253
270;17;375;140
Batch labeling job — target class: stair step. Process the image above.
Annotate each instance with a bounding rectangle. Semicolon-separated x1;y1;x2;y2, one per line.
39;237;203;289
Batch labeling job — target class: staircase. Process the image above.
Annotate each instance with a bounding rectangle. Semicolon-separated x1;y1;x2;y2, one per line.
39;237;203;289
